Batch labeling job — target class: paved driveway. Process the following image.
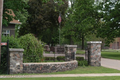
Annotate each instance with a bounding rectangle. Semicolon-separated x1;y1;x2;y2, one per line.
43;53;120;70
101;58;120;70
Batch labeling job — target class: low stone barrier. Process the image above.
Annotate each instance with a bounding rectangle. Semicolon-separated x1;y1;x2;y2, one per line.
9;48;78;74
23;60;78;73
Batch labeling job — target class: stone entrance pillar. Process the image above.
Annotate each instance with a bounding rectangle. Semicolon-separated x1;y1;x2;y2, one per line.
87;41;102;66
9;48;24;74
64;45;77;61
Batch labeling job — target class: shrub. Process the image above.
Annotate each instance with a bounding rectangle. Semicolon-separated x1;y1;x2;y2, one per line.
0;36;21;74
57;56;65;61
19;34;43;62
2;35;21;48
76;57;84;61
44;57;55;61
78;60;88;66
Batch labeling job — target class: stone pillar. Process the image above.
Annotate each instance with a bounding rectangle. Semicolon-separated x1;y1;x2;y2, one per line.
64;45;77;61
87;41;102;66
9;48;24;74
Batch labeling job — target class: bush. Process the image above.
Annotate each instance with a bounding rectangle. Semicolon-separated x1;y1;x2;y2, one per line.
57;56;65;61
0;36;21;74
44;57;55;61
78;60;88;66
2;36;21;48
76;57;84;61
19;34;43;62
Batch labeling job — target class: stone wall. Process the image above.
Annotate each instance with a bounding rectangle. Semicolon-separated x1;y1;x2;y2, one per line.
86;41;102;66
9;48;78;74
23;60;78;73
64;45;77;61
9;48;24;74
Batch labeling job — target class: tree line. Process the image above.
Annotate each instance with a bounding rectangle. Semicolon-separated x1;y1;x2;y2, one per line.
3;0;120;49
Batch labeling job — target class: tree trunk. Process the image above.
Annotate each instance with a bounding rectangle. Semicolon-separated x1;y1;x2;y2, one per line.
70;35;74;45
81;34;84;50
0;0;3;65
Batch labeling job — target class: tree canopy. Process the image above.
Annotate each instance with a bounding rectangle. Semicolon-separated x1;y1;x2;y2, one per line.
62;0;99;49
3;0;28;26
19;0;68;45
96;0;120;45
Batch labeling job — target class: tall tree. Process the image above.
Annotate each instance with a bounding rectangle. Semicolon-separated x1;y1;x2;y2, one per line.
63;0;99;49
19;0;68;45
3;0;28;26
61;0;76;45
96;0;120;45
0;0;3;65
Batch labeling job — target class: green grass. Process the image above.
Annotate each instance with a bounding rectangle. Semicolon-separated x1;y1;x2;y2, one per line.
76;49;85;55
101;51;120;60
1;76;120;80
76;49;120;60
45;66;120;74
1;66;119;75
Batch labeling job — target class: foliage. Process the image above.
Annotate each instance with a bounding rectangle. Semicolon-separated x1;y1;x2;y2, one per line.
78;60;88;66
19;34;43;62
3;0;28;26
62;0;99;49
2;36;21;48
76;57;84;61
44;57;55;61
18;0;68;46
96;1;120;45
0;36;21;74
57;56;65;61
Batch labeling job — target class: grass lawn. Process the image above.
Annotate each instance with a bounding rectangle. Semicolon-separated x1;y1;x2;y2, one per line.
1;76;120;80
76;49;120;60
1;66;119;75
101;51;120;60
45;66;120;74
76;49;85;55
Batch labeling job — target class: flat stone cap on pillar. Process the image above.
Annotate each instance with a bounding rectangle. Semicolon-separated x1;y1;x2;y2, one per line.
64;45;77;48
9;48;24;52
87;41;102;44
